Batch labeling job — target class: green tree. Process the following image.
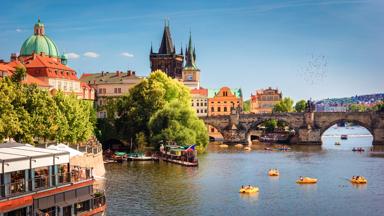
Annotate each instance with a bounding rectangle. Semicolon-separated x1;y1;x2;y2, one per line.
149;100;208;150
243;100;250;112
273;97;294;113
117;70;190;139
262;119;277;132
0;78;21;141
11;66;27;83
348;104;367;112
295;100;307;112
117;70;208;151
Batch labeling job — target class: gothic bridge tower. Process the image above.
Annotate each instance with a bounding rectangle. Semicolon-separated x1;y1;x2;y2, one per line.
150;21;184;79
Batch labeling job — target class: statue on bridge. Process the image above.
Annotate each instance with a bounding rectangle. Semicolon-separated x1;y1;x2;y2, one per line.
305;99;315;112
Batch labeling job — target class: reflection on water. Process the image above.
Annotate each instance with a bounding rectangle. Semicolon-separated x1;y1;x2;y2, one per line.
104;126;384;216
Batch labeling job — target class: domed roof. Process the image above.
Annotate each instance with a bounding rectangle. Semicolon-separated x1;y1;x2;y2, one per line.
20;19;59;57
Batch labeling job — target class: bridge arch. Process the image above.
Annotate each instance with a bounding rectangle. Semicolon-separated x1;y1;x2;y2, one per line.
320;119;374;137
246;118;296;144
206;124;225;142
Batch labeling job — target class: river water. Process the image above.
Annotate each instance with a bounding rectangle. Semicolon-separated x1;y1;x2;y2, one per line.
103;126;384;216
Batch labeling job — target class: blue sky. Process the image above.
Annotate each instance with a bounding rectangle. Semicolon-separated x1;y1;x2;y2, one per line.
0;0;383;101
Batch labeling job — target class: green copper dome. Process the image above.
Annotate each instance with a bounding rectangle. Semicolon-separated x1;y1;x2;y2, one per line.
20;19;59;57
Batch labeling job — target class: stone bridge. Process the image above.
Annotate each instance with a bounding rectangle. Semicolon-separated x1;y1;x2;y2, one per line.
201;111;384;145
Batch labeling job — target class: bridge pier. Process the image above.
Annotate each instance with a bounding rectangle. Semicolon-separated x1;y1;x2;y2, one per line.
221;129;248;144
373;128;384;145
296;128;322;145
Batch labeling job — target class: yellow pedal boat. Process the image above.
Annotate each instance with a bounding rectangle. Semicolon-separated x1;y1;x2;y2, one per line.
350;177;367;184
268;169;279;176
239;186;259;193
296;177;317;184
244;146;251;151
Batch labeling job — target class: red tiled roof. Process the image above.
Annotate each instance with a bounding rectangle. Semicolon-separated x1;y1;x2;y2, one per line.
190;87;208;96
1;61;50;87
21;54;78;80
80;82;93;89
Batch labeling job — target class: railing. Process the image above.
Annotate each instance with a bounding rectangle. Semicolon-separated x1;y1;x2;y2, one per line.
0;179;30;197
92;194;106;209
0;168;93;200
71;167;93;182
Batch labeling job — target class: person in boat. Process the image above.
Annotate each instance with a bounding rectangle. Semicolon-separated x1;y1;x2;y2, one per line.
356;176;360;180
248;185;251;189
241;185;244;189
300;176;303;181
352;176;355;180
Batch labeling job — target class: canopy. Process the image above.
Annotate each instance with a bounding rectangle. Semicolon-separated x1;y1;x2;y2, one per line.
47;144;83;157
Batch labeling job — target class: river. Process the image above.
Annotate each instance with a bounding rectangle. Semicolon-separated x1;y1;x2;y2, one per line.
103;126;384;216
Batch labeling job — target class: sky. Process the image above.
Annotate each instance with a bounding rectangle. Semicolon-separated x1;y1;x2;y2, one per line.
0;0;383;101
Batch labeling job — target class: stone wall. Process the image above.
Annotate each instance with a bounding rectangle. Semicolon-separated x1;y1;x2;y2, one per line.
70;151;105;177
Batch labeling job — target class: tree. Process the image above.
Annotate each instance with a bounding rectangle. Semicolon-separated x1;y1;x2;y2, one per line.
295;100;307;112
243;100;250;112
149;100;208;150
262;119;277;132
11;66;27;83
348;104;367;112
273;97;294;113
117;70;208;151
0;78;21;141
117;70;190;139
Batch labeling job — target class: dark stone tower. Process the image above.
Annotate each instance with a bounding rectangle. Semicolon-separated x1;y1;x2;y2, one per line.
150;21;184;79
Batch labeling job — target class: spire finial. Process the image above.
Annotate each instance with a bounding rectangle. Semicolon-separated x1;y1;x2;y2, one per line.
38;16;40;23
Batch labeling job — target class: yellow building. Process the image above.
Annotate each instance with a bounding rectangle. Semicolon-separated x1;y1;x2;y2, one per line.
80;70;143;118
207;87;243;141
250;87;282;113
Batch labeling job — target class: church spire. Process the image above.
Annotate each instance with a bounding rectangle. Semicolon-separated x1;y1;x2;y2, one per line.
158;19;175;54
185;32;197;69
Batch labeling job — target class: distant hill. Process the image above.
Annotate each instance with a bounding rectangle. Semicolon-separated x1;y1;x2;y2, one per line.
316;93;384;105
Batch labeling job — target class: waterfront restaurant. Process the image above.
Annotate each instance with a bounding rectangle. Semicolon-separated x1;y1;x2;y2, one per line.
0;143;106;216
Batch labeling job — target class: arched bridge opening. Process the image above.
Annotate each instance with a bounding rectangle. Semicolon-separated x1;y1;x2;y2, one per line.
320;119;374;148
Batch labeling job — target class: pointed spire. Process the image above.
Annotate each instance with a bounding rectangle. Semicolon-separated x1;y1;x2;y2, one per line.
150;42;153;54
180;43;183;55
158;19;175;54
184;32;197;69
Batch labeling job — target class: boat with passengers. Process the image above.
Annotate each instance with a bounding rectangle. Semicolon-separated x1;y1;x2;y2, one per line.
0;142;106;216
159;144;198;167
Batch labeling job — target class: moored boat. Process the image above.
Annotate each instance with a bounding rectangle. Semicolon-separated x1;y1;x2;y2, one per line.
159;144;198;167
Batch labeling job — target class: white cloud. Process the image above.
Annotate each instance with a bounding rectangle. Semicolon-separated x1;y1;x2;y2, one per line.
66;52;80;59
121;52;134;58
16;28;22;33
83;52;99;58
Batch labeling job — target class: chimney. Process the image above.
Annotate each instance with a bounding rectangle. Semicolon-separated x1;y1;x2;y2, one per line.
132;71;136;76
101;71;104;76
10;53;17;61
0;59;4;63
127;70;131;76
116;70;120;76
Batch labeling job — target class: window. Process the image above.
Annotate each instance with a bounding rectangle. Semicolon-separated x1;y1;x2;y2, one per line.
211;107;214;112
204;109;207;113
197;109;199;113
224;107;227;112
187;74;193;80
211;128;215;132
192;103;194;107
99;89;102;94
118;88;121;93
200;103;203;106
218;107;221;112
